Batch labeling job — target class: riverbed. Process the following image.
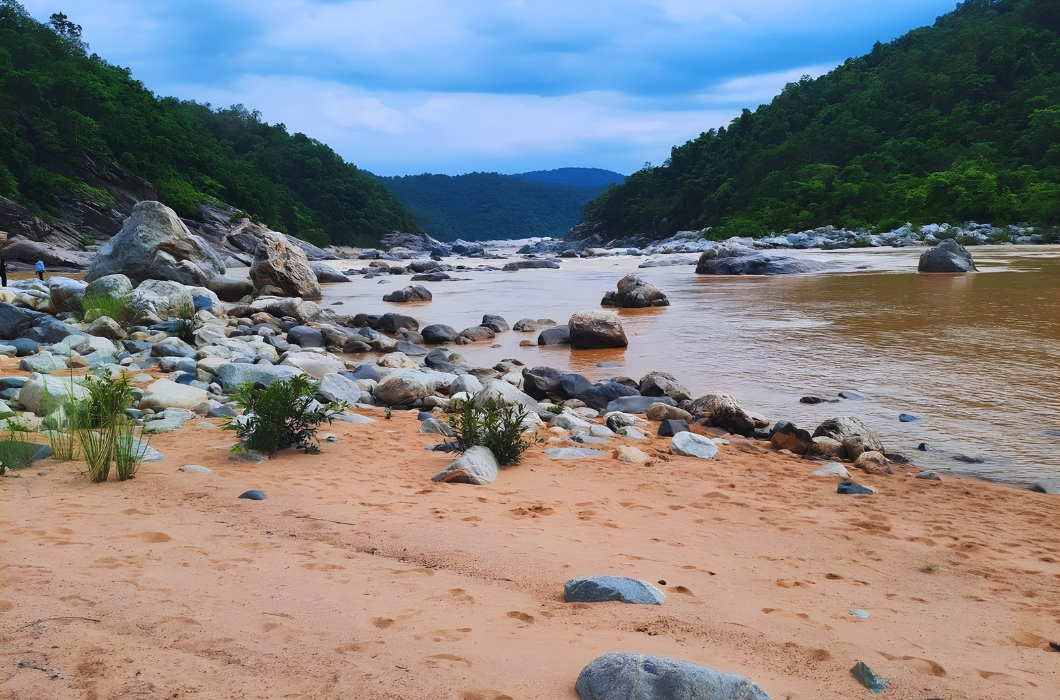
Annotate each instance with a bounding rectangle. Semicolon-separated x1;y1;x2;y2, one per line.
319;245;1060;493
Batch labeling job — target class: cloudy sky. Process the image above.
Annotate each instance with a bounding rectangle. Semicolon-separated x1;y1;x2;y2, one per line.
22;0;958;176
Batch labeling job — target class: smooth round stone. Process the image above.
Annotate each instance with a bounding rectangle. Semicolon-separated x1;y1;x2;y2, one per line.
564;576;665;605
849;608;871;619
179;465;211;473
238;489;267;500
898;413;918;422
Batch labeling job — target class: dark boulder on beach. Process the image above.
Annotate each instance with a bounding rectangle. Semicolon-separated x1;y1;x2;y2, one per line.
918;239;977;273
376;312;419;333
578;381;639;410
522;366;565;399
502;259;560;271
575;653;771;700
421;324;458;344
770;421;812;454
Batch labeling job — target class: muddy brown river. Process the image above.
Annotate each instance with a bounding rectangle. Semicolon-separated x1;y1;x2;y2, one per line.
319;245;1060;493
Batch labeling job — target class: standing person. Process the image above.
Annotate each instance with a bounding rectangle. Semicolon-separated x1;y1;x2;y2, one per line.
35;259;44;281
0;258;7;287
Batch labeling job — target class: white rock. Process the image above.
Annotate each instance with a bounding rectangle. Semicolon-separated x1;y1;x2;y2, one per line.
669;432;719;459
813;462;851;478
142;379;210;411
473;378;541;415
280;352;346;379
431;446;499;485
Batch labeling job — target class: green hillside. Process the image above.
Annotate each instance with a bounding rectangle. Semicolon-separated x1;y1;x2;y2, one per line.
0;2;418;246
379;171;616;241
578;0;1060;240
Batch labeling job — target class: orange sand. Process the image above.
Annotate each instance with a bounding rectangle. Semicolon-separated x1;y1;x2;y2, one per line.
1;405;1059;699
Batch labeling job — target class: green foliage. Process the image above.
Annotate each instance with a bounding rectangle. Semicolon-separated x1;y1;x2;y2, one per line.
77;292;135;327
582;0;1060;237
113;423;149;481
224;375;348;456
447;398;530;467
68;372;137;483
544;404;565;415
0;419;36;473
380;172;615;241
0;3;419;246
168;301;201;343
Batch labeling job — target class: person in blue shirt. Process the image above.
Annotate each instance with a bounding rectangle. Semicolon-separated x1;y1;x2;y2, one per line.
35;259;44;281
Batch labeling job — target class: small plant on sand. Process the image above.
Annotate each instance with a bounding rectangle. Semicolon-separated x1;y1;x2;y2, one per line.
447;398;530;467
224;375;348;456
69;372;137;483
384;406;392;420
114;422;150;481
918;563;939;574
0;419;38;473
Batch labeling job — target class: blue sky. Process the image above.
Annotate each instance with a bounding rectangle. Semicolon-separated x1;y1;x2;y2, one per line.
23;0;959;176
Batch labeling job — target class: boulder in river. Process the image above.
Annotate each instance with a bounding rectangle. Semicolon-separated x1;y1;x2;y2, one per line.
383;285;432;303
421;324;458;344
601;274;669;308
918;239;977;273
568;311;628;349
690;393;756;437
639;371;691;402
249;230;322;300
309;261;348;283
696;251;825;275
86;201;227;286
502;259;560;271
575;653;771;700
538;325;571;346
522;366;564;400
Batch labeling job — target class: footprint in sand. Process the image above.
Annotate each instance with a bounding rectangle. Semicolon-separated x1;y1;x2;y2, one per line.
371;617;395;629
509;505;554;517
141;532;172;543
506;611;535;624
430;627;472;641
426;654;472;668
878;652;946;677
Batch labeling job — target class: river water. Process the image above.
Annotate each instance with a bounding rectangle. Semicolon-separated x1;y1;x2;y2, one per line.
320;245;1060;493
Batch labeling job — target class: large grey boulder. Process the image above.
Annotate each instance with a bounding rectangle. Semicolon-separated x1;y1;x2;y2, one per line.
141;379;210;411
373;371;437;406
576;653;772;700
249;230;322;300
473;379;540;415
564;576;665;605
46;277;88;313
569;311;628;349
421;324;458;344
431;446;499;485
538;325;571;346
131;279;194;321
216;363;305;393
696;252;825;275
0;237;92;269
607;395;676;414
383;285;432;303
317;373;364;404
279;352;346;379
918;239;977;273
309;261;349;283
639;371;691;402
86;201;226;286
601;274;669;308
813;417;884;454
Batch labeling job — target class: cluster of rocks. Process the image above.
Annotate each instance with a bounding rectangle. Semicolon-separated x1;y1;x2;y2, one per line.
357;232;491;261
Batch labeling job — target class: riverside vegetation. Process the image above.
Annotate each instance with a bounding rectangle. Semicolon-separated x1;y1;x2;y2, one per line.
576;0;1060;241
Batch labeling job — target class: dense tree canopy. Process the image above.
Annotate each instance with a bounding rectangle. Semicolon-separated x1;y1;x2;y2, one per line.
380;172;614;241
581;0;1060;240
0;1;418;246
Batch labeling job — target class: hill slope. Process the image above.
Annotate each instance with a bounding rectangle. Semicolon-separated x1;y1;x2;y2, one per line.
511;168;625;187
576;0;1060;241
379;171;622;241
0;2;418;248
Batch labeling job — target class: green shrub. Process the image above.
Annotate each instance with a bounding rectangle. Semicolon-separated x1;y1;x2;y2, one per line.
68;372;137;483
114;423;150;481
544;404;564;415
77;292;136;327
224;375;348;456
447;398;530;467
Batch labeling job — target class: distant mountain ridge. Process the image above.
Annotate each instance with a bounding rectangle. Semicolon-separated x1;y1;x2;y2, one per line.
511;168;625;187
379;169;625;242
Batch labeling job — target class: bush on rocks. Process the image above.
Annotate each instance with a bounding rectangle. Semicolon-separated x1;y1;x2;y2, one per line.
224;375;348;456
448;397;530;467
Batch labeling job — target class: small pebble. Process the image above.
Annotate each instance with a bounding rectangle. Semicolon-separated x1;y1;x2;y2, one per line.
657;580;666;586
238;489;267;501
849;608;871;619
37;471;47;476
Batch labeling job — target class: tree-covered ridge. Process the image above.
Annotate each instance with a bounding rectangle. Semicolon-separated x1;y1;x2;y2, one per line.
0;1;419;246
379;172;613;241
580;0;1060;240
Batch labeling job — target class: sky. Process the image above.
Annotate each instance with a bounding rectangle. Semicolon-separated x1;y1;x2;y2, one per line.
22;0;960;176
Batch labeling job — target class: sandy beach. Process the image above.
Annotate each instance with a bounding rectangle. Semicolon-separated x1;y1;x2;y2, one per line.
2;404;1058;699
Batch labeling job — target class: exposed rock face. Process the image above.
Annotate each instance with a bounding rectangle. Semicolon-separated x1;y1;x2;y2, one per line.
568;311;628;349
86;201;227;286
601;274;669;308
575;653;772;700
249;231;322;300
690;393;756;437
0;238;92;269
918;239;977;272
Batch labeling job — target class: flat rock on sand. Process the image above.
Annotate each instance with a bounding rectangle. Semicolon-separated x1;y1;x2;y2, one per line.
564;576;665;605
576;653;772;700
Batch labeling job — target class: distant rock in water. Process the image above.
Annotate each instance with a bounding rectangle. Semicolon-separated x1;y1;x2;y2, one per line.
696;251;826;275
601;274;669;308
918;239;977;273
382;285;432;303
568;311;628;349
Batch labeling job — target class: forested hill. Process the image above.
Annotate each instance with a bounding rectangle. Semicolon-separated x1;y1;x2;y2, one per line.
379;170;623;241
0;2;418;247
576;0;1060;241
